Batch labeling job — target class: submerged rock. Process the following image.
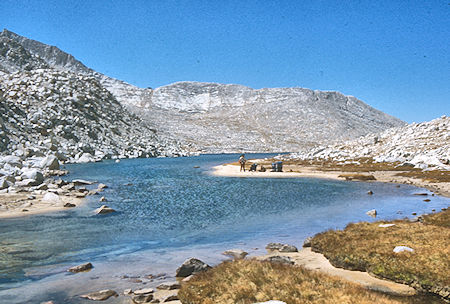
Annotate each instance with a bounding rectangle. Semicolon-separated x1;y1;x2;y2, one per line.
68;262;93;273
80;289;118;301
94;205;115;214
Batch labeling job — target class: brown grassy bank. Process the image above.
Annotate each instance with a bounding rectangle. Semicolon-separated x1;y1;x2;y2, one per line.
310;209;450;301
179;259;444;304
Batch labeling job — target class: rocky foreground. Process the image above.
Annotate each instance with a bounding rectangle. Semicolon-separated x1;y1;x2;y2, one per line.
284;116;450;171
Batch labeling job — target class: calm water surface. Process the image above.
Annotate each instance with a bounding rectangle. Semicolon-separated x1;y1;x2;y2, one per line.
0;154;448;303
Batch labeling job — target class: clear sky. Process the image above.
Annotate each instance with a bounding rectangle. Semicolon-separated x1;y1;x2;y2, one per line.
1;1;449;123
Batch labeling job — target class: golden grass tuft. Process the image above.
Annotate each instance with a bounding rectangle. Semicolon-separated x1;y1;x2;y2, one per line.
311;215;450;300
178;259;439;304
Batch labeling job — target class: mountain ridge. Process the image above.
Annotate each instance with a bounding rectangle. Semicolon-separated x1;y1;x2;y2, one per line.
0;28;406;153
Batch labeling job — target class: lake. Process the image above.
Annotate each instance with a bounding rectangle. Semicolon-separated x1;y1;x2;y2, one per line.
0;154;448;303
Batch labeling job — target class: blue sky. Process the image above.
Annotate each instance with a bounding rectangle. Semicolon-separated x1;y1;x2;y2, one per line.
1;0;449;123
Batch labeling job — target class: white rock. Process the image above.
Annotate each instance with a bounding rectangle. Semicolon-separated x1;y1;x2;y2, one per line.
366;209;377;217
379;224;396;228
39;155;60;170
42;192;60;203
393;246;414;253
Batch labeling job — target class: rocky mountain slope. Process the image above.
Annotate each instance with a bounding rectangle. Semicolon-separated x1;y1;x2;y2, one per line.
0;30;192;160
0;68;191;162
285;116;450;171
136;82;405;152
0;29;405;153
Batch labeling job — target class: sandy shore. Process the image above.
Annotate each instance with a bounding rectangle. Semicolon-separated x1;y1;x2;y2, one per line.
0;193;85;219
211;162;450;198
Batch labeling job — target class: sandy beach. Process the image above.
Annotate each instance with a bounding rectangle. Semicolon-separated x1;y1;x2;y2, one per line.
0;193;85;219
211;161;450;198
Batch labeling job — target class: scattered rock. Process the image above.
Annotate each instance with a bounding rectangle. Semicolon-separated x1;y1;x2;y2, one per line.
302;237;313;247
94;205;115;214
393;246;414;253
72;179;94;185
222;249;248;260
80;289;118;301
132;294;153;304
181;275;194;282
366;209;377;217
99;196;107;202
68;262;93;273
124;289;133;295
42;192;60;203
379;223;396;228
64;202;76;208
39;155;60;170
265;242;298;252
132;288;154;303
156;282;181;290
134;288;154;295
175;258;211;277
97;183;108;189
367;190;373;195
264;256;294;265
160;292;179;302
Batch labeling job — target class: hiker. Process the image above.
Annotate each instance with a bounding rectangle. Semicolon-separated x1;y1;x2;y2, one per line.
239;154;246;172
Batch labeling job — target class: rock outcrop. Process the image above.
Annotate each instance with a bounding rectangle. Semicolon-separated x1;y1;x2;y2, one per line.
285;116;450;171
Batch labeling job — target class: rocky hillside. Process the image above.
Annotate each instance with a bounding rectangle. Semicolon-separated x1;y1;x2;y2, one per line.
0;69;191;161
0;30;192;160
285;116;450;171
136;82;405;152
0;29;406;153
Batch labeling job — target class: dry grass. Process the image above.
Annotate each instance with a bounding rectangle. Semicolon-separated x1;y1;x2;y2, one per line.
178;259;443;304
255;157;450;183
310;213;450;300
395;170;450;183
423;208;450;228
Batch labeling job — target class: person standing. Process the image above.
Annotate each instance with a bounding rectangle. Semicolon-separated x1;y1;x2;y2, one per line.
239;154;246;172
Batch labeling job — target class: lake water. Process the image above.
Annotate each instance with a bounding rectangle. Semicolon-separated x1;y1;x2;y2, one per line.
0;154;448;303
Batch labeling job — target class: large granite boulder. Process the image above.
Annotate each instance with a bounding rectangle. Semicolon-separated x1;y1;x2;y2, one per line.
39;155;60;170
175;258;211;277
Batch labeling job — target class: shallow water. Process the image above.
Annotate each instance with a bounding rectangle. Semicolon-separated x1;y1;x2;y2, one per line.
0;154;448;303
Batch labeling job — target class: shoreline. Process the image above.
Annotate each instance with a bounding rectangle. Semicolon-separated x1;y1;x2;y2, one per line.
0;193;86;219
211;162;450;198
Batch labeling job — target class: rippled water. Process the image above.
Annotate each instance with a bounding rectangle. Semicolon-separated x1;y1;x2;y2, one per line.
0;154;448;303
